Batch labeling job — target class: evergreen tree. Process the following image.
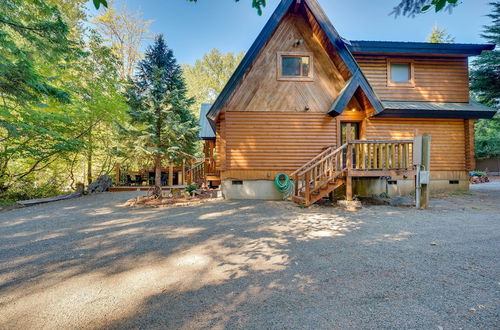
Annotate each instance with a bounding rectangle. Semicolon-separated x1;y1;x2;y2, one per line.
125;35;197;197
426;24;455;43
470;2;500;159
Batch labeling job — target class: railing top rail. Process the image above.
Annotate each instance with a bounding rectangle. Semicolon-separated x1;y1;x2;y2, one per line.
349;139;413;144
291;143;348;177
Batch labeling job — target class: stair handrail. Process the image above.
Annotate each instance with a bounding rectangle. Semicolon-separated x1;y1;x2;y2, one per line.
290;143;348;177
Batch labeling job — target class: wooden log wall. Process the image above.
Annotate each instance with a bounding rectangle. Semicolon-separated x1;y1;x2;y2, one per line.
223;13;345;113
365;118;466;171
222;112;337;171
354;55;469;102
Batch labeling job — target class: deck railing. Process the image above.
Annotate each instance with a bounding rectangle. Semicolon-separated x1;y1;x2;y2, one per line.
289;138;415;205
190;161;205;186
349;139;413;171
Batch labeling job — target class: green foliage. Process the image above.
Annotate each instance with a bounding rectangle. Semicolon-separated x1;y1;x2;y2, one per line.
183;49;244;115
0;0;128;200
426;24;455;43
185;184;198;194
475;115;500;159
187;0;267;15
470;2;500;159
391;0;459;17
93;0;108;9
124;34;198;169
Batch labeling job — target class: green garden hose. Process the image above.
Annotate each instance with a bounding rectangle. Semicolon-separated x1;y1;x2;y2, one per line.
274;173;294;198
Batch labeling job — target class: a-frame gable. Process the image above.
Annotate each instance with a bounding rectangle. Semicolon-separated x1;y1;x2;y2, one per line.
206;0;383;129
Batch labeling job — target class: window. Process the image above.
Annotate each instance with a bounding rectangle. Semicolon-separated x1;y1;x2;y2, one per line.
282;56;310;76
387;59;414;87
391;63;410;82
277;52;313;81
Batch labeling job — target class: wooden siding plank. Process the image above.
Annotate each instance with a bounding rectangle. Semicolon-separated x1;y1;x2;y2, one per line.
354;55;469;102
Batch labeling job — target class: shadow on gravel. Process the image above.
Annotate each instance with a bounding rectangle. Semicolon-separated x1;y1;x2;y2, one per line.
0;195;361;328
1;183;499;329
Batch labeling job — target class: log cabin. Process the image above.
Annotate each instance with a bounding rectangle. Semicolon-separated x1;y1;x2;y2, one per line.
198;0;496;205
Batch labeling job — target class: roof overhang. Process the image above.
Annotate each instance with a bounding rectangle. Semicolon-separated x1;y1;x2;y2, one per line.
377;101;497;119
348;41;496;57
199;103;215;139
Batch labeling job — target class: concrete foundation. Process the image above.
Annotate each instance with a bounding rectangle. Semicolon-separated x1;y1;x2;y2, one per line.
221;177;469;200
352;178;468;197
222;180;283;200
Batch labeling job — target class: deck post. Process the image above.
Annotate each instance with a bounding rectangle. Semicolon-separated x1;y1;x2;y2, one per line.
168;164;174;186
421;134;431;209
305;170;311;204
182;159;186;185
346;142;353;201
114;163;121;185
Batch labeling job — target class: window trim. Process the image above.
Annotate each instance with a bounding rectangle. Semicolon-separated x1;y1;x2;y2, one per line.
387;58;415;87
277;51;314;81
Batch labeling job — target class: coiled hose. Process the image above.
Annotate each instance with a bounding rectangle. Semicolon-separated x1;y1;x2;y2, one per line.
274;173;294;199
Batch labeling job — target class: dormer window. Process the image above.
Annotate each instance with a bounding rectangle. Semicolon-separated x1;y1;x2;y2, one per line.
387;58;414;87
277;52;313;81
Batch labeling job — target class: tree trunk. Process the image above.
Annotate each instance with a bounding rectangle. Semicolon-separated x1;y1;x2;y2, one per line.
153;152;162;198
87;131;93;185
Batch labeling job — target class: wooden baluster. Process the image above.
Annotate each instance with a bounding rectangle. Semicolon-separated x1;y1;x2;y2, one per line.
400;144;404;169
373;144;378;169
360;144;364;169
369;144;373;169
405;143;410;169
305;170;311;204
346;143;353;170
385;143;389;169
378;144;383;169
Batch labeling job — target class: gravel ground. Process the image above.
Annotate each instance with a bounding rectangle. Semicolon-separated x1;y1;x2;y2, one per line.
0;183;499;329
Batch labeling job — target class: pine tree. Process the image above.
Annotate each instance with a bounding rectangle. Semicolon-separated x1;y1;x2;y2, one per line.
470;2;500;159
125;35;197;197
426;24;455;43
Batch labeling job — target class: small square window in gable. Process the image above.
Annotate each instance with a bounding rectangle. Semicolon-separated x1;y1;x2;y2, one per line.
387;58;415;87
277;52;313;81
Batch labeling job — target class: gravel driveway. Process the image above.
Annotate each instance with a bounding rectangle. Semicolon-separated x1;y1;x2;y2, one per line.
0;183;499;329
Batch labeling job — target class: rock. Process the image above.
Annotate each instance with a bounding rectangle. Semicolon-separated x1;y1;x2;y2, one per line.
87;175;112;193
337;200;362;211
390;196;415;207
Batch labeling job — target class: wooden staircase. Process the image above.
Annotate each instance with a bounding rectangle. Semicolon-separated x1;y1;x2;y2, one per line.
290;143;348;206
289;138;415;206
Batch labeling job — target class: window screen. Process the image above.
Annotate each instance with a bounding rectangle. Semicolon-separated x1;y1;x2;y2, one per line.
390;63;410;83
282;56;310;77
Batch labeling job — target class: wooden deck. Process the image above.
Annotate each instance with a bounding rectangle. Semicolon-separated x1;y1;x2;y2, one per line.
109;185;186;192
291;136;415;206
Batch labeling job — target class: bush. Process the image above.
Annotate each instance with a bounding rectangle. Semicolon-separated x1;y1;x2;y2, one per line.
185;184;198;194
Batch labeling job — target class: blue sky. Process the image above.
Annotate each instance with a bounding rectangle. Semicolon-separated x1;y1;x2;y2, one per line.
91;0;494;65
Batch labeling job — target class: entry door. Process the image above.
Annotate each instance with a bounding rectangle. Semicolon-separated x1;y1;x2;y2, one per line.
340;122;360;168
340;122;359;144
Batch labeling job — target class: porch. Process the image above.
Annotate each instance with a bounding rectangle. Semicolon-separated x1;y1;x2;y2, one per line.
291;138;416;206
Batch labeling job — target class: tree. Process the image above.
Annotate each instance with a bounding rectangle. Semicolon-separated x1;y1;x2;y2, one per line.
183;49;244;114
470;2;500;160
94;1;153;80
391;0;460;17
0;0;76;195
125;35;197;197
0;0;128;201
426;24;455;43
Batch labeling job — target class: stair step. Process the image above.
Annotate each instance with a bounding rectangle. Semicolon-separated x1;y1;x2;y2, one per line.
292;196;306;204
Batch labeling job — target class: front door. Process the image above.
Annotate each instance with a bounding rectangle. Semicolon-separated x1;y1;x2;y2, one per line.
341;122;359;143
340;122;360;168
